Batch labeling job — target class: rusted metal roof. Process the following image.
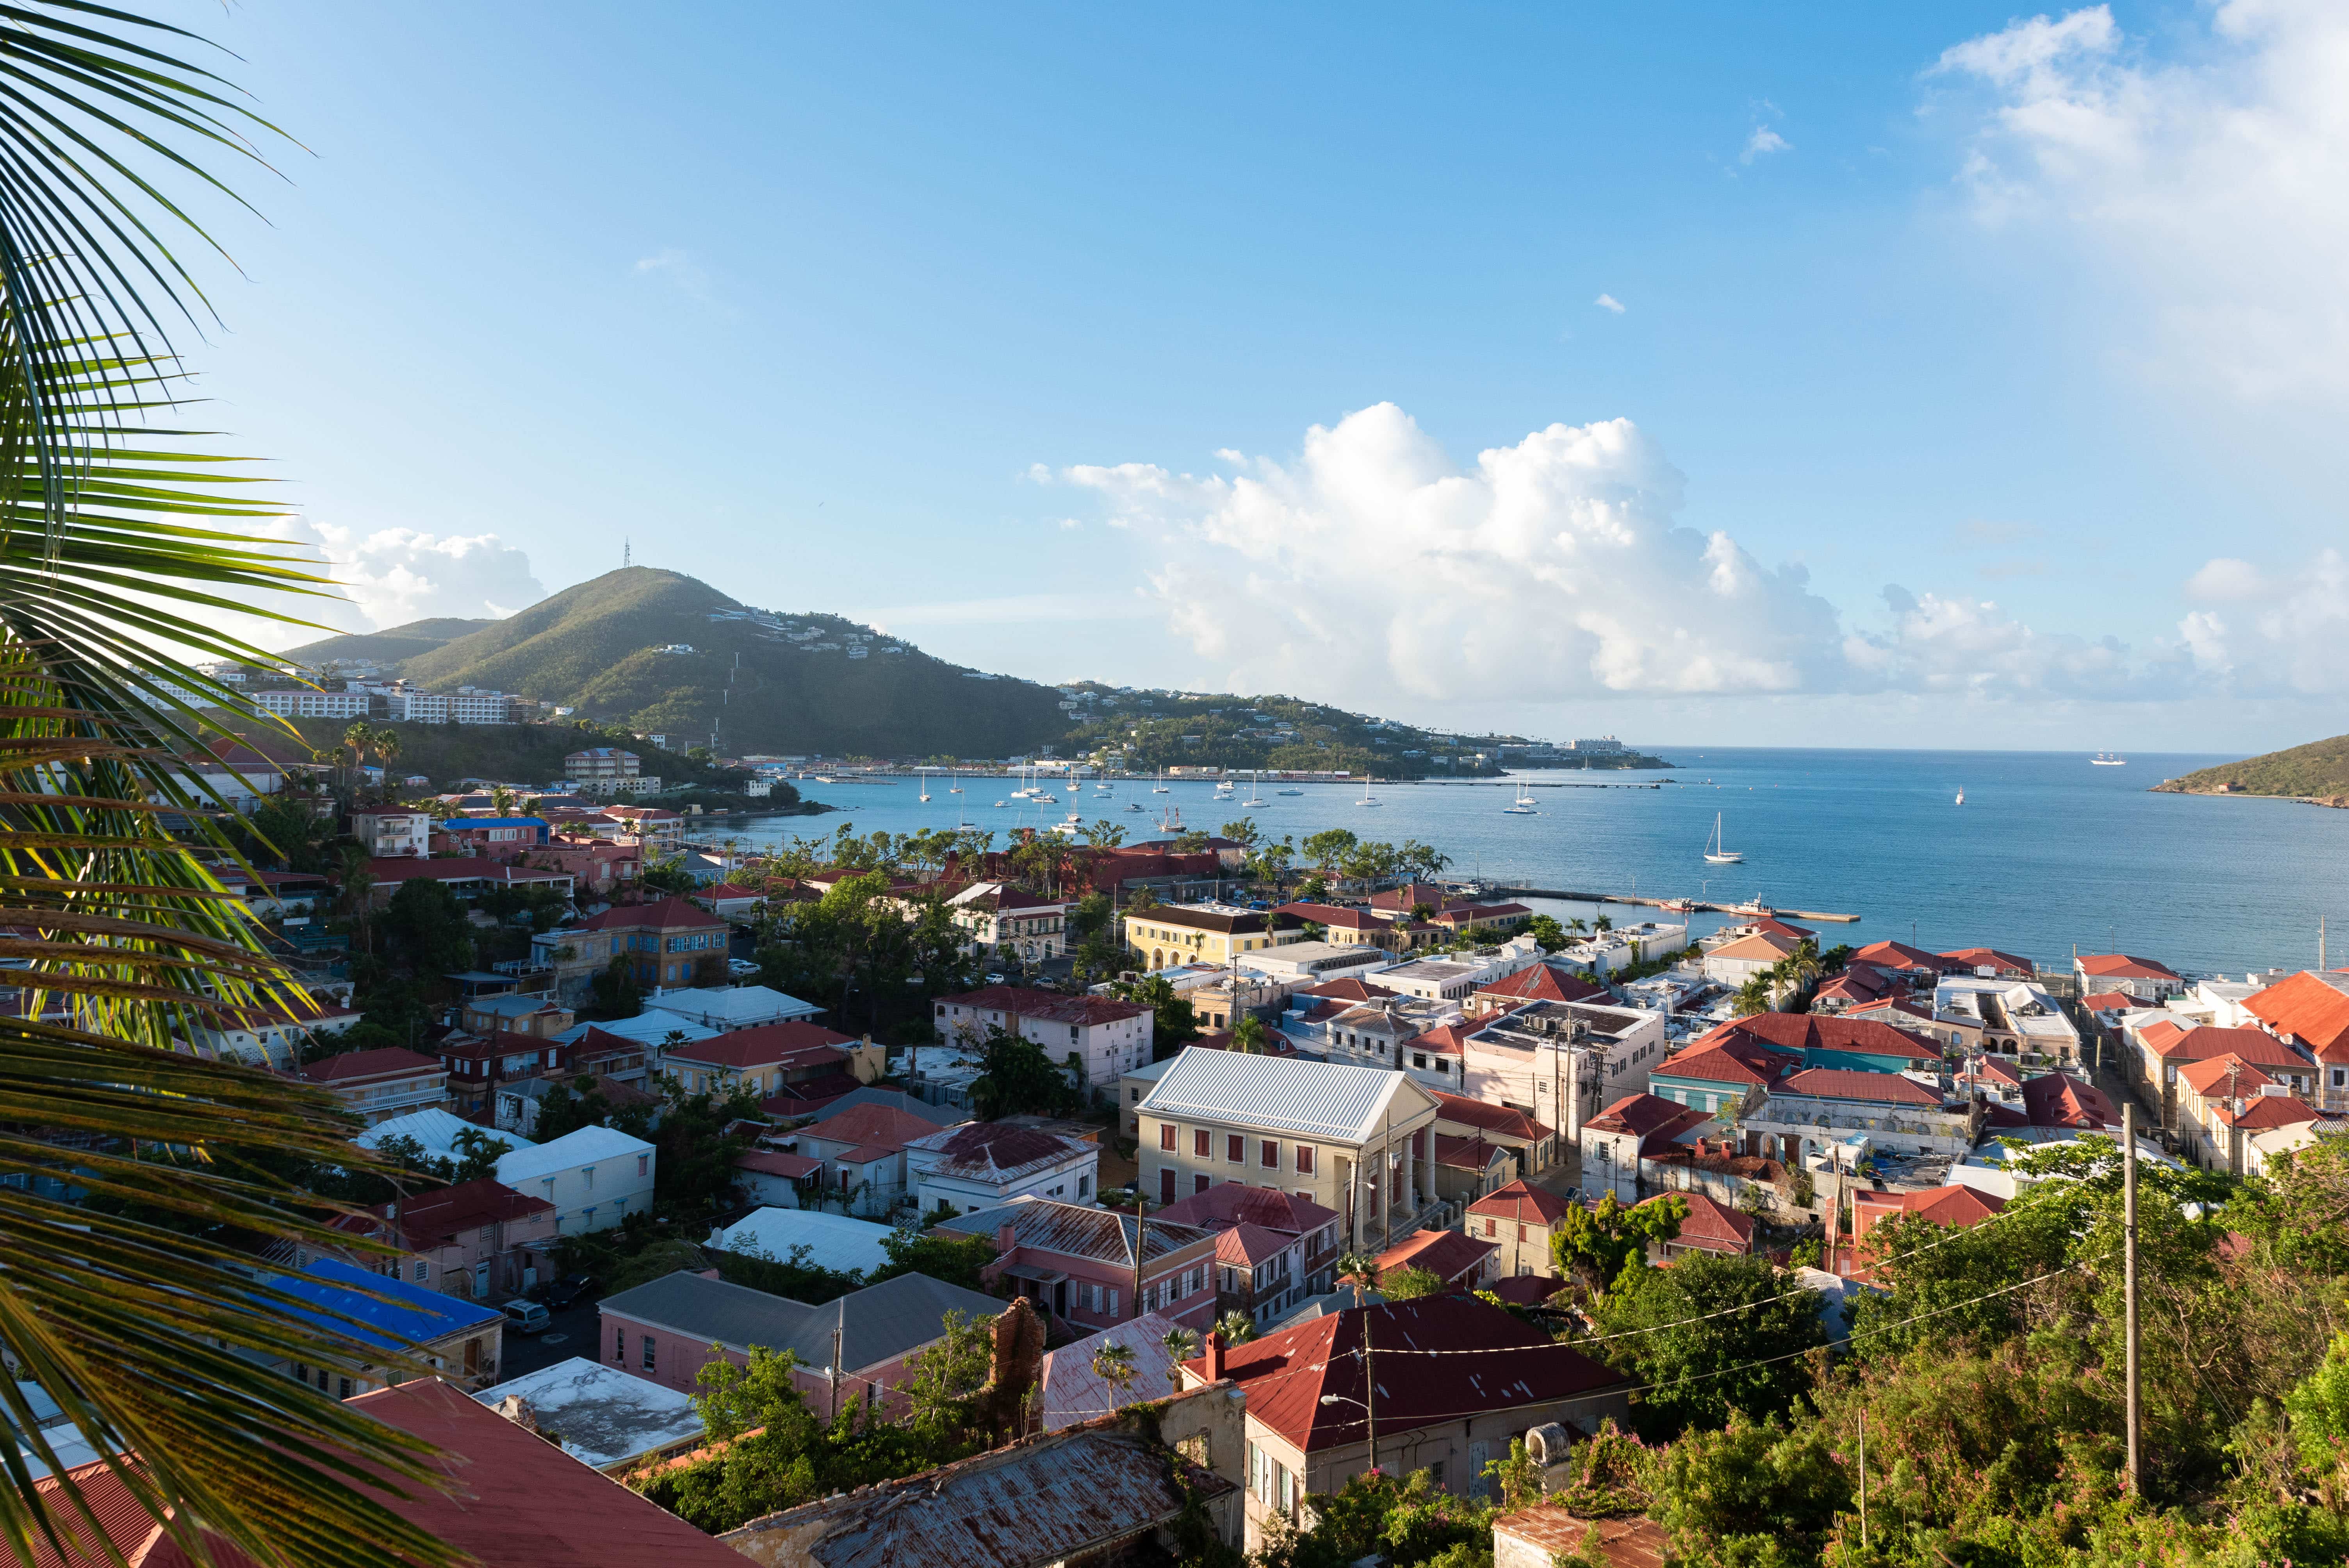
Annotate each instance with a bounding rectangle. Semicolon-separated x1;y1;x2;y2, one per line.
721;1426;1233;1568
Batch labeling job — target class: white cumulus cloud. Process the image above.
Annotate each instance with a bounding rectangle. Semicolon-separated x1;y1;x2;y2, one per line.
1741;126;1791;163
1056;404;2211;709
225;520;545;650
1594;293;1627;314
2176;548;2349;695
1934;0;2349;403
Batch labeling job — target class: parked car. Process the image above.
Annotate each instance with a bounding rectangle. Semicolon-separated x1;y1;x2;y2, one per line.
728;957;760;977
502;1299;552;1336
984;971;1007;984
540;1273;594;1310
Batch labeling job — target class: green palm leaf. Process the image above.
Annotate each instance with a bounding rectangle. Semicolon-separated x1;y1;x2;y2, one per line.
0;7;463;1568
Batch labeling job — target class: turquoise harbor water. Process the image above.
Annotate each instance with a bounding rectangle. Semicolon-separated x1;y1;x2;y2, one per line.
704;748;2348;978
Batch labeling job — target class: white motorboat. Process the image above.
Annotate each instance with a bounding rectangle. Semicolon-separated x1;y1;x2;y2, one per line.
1277;786;1303;796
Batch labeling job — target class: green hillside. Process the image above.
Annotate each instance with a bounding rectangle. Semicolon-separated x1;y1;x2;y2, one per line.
390;568;1067;759
281;617;496;669
2153;733;2349;803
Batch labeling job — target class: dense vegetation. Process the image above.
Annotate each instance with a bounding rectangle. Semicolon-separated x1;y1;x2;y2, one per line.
2155;731;2349;801
273;713;778;798
1264;1134;2349;1568
1053;683;1512;779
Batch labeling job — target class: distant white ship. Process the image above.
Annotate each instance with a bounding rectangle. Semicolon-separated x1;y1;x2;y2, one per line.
1955;785;1966;805
2092;752;2127;766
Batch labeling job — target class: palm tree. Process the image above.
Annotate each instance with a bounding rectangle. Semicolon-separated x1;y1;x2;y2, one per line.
1335;1249;1381;1306
0;10;456;1566
372;727;402;781
1161;1326;1200;1364
1230;1015;1272;1055
1091;1338;1137;1399
1736;974;1776;1016
1214;1310;1258;1345
489;783;521;817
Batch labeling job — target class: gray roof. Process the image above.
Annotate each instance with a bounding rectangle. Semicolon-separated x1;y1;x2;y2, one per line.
1138;1046;1433;1143
811;1087;952;1129
596;1269;1002;1374
939;1196;1217;1267
720;1425;1235;1567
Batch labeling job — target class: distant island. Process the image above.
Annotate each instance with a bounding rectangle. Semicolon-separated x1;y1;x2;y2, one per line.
2152;732;2349;807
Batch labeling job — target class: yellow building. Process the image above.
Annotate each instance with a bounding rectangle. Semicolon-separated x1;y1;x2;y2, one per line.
1123;903;1306;970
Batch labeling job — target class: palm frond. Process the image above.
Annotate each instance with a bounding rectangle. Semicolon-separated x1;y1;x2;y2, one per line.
0;6;469;1568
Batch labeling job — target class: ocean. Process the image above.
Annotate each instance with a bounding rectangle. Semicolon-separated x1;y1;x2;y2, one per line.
698;748;2349;978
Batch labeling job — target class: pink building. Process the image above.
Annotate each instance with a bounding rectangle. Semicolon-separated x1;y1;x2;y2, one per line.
595;1268;1004;1419
934;1196;1222;1331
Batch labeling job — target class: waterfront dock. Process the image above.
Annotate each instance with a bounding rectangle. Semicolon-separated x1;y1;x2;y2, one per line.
1491;886;1862;924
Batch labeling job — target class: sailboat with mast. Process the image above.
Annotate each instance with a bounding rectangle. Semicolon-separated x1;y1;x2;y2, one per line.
1241;770;1266;807
917;767;931;803
1151;769;1169;794
1502;781;1537;815
1357;777;1381;809
1703;813;1743;864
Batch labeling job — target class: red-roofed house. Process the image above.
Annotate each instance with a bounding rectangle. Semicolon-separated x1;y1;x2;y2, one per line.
320;1176;556;1303
301;1046;447;1124
1839;1183;2006;1278
539;896;731;1000
1469;960;1608;1015
1157;1185;1344;1304
1647;1037;1799;1117
941;880;1069;965
1743;1065;1974;1164
1696;1012;1945;1073
2020;1072;2121;1136
1579;1091;1715;1201
1376;1226;1498;1290
2074;952;2187;1001
2176;1055;2329;1175
1940;947;2035;980
1273;901;1392;948
191;993;364;1072
1849;939;1946;980
1640;1190;1755;1259
1701;928;1806;991
693;881;764;919
2130;1023;2317;1136
904;1119;1100;1213
933;985;1154;1091
1467;1180;1577;1279
659;1020;874;1099
1177;1296;1633;1550
2245;969;2349;1112
1431;1090;1556;1182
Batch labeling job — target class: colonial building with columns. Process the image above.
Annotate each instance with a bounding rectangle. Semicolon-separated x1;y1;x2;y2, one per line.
1135;1048;1443;1251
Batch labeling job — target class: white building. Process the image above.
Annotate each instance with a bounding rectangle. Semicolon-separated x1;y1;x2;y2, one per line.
494;1125;657;1237
1233;942;1397;987
931;985;1154;1092
644;985;823;1032
1377;957;1506;1003
943;882;1068;963
904;1121;1101;1215
1461;998;1670;1144
351;810;435;860
358;1107;538;1167
250;689;372;720
447;689;521;725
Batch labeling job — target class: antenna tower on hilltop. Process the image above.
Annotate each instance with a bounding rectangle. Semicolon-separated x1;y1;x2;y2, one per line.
624;536;631;568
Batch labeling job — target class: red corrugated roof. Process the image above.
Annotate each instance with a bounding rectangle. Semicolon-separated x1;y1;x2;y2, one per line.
575;896;725;932
738;1149;823;1179
1641;1190;1753;1252
1376;1227;1495;1283
1477;964;1607;1005
1431;1090;1554;1142
1214;1222;1296;1267
1851;939;1943;970
1654;1041;1795;1089
664;1020;855;1070
1778;1068;1943;1107
2080;991;2139;1013
2225;1094;2323;1130
1584;1092;1708;1139
2246;971;2349;1058
1702;1012;1942;1062
301;1047;441;1083
1467;1178;1576;1226
2154;1026;2310;1069
1153;1185;1338;1235
2021;1071;2117;1129
1940;946;2035;974
937;986;1150;1026
2077;953;2183;980
1188;1296;1624;1452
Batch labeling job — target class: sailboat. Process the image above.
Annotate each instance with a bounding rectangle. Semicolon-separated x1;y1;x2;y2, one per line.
1703;813;1743;864
1010;764;1032;799
1241;770;1266;807
1955;785;1965;805
1151;769;1169;795
917;767;932;803
1502;781;1538;815
1358;777;1381;809
2092;752;2127;766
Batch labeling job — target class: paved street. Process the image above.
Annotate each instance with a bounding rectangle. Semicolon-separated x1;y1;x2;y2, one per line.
494;1300;601;1381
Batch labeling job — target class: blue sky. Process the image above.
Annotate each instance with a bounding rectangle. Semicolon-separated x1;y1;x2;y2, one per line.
169;1;2349;750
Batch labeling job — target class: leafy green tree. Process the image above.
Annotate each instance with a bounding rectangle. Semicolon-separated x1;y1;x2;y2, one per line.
446;1128;515;1185
899;1310;995;1436
1527;915;1569;952
1380;1264;1444;1301
1253;1468;1495;1568
872;1227;1001;1294
970;1026;1075;1119
1552;1192;1684;1292
1114;973;1200;1059
648;1082;765;1223
1651;1412;1848;1568
1589;1252;1824;1438
693;1345;820;1445
1302;828;1359;873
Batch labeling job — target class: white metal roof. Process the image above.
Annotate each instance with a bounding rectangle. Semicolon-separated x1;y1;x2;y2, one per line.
551;1009;716;1048
356;1107;536;1164
1138;1047;1433;1144
471;1357;702;1470
649;985;822;1025
707;1207;900;1276
494;1124;654;1184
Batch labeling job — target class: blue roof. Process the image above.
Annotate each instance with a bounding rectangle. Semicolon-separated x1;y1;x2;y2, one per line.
273;1256;502;1351
456;817;548;830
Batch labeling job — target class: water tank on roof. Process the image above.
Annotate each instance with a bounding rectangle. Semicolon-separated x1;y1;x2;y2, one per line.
1524;1422;1572;1467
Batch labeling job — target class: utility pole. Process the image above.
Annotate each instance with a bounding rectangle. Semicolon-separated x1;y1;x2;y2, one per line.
1858;1407;1868;1550
829;1300;844;1423
2123;1101;2141;1493
1363;1311;1378;1474
1132;1187;1146;1319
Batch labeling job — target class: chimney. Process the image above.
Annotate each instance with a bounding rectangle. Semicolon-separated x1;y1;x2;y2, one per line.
1204;1329;1225;1381
997;1221;1016;1254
